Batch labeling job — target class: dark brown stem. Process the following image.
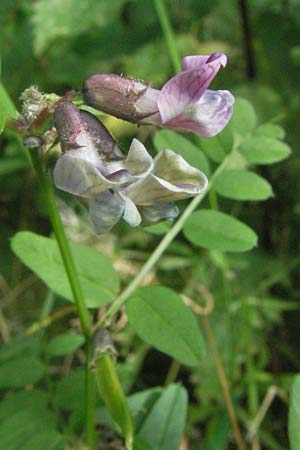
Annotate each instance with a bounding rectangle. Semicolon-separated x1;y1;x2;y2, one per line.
238;0;256;79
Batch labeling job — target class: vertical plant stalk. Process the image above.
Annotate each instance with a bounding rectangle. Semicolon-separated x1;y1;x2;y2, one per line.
200;315;246;450
153;0;181;73
164;360;181;386
28;150;96;449
238;0;256;79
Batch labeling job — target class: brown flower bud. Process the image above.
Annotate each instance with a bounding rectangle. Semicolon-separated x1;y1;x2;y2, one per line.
82;73;155;123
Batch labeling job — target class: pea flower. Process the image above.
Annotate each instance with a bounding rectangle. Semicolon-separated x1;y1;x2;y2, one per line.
53;101;208;234
82;53;234;138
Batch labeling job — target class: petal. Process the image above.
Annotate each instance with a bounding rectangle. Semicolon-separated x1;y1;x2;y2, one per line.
89;191;125;234
181;53;227;71
135;86;160;114
157;65;223;124
53;152;124;198
153;149;208;189
140;203;179;224
165;89;234;137
121;195;142;227
125;138;154;177
126;150;208;205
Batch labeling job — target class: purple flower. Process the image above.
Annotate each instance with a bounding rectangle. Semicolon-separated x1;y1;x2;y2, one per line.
83;53;234;137
52;101;208;234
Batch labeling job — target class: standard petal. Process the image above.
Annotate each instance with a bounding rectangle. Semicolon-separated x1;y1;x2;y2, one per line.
126;150;208;205
140;203;179;224
157;65;222;124
165;89;234;137
121;195;142;227
181;53;227;71
89;191;125;234
125;138;154;177
53;153;124;198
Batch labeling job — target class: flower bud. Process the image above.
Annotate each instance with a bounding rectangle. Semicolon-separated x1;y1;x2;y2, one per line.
53;101;122;159
53;101;88;152
80;110;122;159
82;73;158;123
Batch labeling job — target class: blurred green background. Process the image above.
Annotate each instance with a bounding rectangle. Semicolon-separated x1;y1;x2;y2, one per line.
1;1;300;449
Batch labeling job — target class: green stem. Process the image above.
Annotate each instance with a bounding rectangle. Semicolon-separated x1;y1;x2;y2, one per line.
28;150;95;449
95;156;230;329
85;337;96;447
30;151;90;337
153;0;181;73
164;360;181;386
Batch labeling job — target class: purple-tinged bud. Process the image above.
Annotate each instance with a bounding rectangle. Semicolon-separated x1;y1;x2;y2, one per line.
53;101;88;152
79;110;123;160
54;101;123;160
82;73;158;123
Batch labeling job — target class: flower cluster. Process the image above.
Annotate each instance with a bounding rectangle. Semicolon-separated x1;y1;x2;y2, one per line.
53;102;207;233
52;53;234;233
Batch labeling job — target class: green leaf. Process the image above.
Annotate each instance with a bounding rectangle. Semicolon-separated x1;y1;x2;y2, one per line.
198;124;233;163
153;129;210;175
127;388;163;432
0;356;44;388
214;170;273;201
254;123;285;140
32;0;125;55
0;157;29;176
230;97;257;136
46;333;85;357
18;430;65;450
126;286;205;366
0;112;5;134
0;390;48;422
0;82;17;118
289;374;300;450
11;231;119;308
0;408;56;450
203;413;230;450
138;384;188;450
56;369;85;412
0;334;41;363
143;221;172;235
238;137;291;164
183;210;258;252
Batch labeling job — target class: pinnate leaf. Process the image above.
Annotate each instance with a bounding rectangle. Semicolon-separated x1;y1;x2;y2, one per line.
11;231;119;308
214;169;273;201
184;210;257;252
46;333;85;357
138;384;188;450
238;137;291;164
126;286;205;366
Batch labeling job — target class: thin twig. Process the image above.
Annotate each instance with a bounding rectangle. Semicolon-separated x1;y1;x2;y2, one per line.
201;315;246;450
1;274;37;307
246;386;287;442
26;305;76;335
